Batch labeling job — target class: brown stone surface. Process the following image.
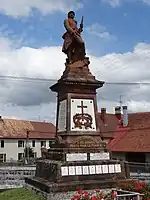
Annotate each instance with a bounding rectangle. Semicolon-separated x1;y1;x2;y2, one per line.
62;57;92;78
69;136;106;149
50;57;104;94
50;56;105;148
25;177;117;193
25;177;132;194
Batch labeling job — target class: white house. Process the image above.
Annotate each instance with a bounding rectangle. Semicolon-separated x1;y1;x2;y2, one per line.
0;117;56;162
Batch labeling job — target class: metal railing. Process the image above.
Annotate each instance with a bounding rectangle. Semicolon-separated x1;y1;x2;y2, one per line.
115;190;141;200
128;162;150;173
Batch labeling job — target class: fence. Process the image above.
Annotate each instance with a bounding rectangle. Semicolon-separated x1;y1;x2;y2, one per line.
127;162;150;182
0;161;150;189
128;162;150;173
0;165;36;189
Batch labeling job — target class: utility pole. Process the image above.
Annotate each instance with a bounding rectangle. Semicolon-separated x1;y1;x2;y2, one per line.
26;130;29;164
119;95;123;108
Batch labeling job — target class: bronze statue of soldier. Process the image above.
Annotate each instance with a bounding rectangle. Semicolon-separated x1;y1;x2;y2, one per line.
62;11;86;64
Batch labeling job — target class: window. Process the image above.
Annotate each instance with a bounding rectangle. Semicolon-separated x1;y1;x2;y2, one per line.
18;153;24;161
41;141;46;147
0;154;6;162
32;140;35;147
49;140;55;147
18;140;24;148
1;140;4;148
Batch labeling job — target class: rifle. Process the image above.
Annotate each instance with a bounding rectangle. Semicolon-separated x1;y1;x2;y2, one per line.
80;16;84;31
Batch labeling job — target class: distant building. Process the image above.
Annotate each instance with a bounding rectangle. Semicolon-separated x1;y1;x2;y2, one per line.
99;106;150;163
108;111;150;163
0;117;55;162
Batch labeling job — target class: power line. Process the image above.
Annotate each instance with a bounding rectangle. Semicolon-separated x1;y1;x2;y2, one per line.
0;75;150;85
0;75;55;82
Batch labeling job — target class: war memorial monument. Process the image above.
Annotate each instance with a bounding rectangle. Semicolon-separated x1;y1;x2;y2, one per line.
25;11;129;200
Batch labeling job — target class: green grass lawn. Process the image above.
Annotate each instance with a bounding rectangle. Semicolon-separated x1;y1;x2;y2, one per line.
0;188;46;200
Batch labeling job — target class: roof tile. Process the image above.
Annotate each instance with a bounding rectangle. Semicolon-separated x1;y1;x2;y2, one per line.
0;118;55;139
108;112;150;152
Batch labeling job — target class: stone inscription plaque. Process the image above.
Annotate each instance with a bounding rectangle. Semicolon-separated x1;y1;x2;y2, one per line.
70;136;103;148
83;166;89;175
109;165;115;173
61;166;68;176
66;153;87;161
115;164;121;173
69;166;75;175
90;152;110;160
102;165;108;174
61;164;121;176
75;166;82;175
96;165;102;174
58;100;67;132
89;165;96;174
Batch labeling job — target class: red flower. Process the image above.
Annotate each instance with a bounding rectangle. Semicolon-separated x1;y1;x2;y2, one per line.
96;189;100;193
74;194;81;199
135;187;140;191
124;184;126;188
77;188;84;194
112;193;117;198
141;181;146;186
135;181;142;188
91;196;98;200
84;191;89;195
84;193;90;199
71;198;75;200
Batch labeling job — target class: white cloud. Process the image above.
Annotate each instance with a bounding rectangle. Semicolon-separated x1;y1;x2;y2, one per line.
85;23;116;41
0;0;82;17
101;0;121;7
90;42;150;83
0;36;150;121
102;0;150;7
142;0;150;5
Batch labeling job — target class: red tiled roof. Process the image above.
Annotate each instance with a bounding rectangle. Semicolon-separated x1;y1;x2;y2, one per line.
108;112;150;152
0;118;56;139
97;113;118;139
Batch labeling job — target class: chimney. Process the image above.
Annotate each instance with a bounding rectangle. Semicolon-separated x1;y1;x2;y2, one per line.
101;108;106;122
115;106;121;120
123;106;128;127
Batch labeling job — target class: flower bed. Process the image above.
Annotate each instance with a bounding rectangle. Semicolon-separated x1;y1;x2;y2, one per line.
118;180;150;200
71;188;117;200
71;180;150;200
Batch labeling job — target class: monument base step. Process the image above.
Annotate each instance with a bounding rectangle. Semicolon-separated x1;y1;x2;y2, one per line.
25;176;126;193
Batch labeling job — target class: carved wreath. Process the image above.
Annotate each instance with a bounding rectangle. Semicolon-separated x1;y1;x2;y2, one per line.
73;113;93;129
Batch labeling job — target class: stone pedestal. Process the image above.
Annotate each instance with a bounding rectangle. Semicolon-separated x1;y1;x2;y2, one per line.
25;58;129;199
50;58;104;146
26;148;128;193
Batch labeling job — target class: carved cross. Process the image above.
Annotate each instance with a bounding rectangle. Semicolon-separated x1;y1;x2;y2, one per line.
77;101;87;115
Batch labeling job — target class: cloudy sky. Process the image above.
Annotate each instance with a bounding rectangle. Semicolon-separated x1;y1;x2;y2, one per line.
0;0;150;124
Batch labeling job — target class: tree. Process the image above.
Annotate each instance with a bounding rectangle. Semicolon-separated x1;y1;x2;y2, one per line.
24;146;34;158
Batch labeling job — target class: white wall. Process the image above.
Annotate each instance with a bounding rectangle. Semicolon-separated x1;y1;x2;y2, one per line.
0;139;51;161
